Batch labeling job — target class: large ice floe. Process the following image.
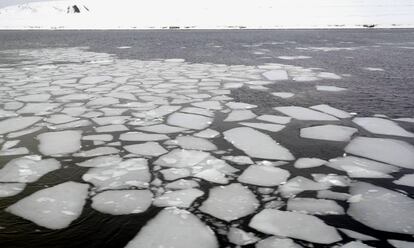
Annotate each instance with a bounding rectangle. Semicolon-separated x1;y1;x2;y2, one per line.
0;47;413;247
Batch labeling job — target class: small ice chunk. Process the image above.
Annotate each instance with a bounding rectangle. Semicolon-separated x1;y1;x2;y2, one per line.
263;70;289;81
168;112;212;130
256;237;303;248
238;165;290;186
166;179;199;190
6;182;89;229
317;190;350;201
0;183;26;197
224;110;257;122
0;147;29;156
181;107;214;117
124;142;167;157
120;132;169;141
227;227;259;246
340;241;375;248
160;168;191;181
125;208;218;248
82;158;150;190
249;209;341;244
353;117;414;137
394;174;414;187
274;106;339;121
240;122;285;132
191;101;222;110
16;94;50;102
46;114;79;124
37;130;82;156
279;176;330;197
345;137;414;169
0;156;60;183
222;156;253;165
300;125;357;142
257;115;291;124
76;155;122;168
348;182;414;234
316;85;347;92
224;127;294;160
327;156;398;178
154;188;204;208
91;190;152;215
294;158;326;168
154;149;210;168
200;183;259;221
0;116;42;135
175;136;217;151
194;129;220;138
194;169;229;184
95;124;129;133
339;228;378;241
82;134;113;142
272;92;294;98
310;104;351;118
312;174;350;187
287;198;345;215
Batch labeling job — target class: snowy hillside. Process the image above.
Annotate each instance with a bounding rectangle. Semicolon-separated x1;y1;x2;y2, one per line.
0;0;413;29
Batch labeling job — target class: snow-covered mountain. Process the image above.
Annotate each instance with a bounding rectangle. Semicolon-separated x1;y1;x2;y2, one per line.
0;0;413;29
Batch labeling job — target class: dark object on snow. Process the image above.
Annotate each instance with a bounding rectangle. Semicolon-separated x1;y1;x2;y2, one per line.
363;24;376;28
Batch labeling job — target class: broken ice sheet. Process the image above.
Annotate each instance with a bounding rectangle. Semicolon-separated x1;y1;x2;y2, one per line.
224;110;257;122
91;190;153;215
279;176;330;198
167;112;212;130
274;106;339;121
224;127;294;160
240;122;285;132
316;85;347;92
256;237;303;248
0;183;26;197
310;104;352;119
6;181;89;229
394;174;414;187
124;142;167;157
200;183;259;221
76;155;122;168
0;116;42;135
175;136;217;151
0;156;61;183
238;165;290;187
353;117;414;137
125;208;218;248
287;198;345;215
249;209;341;244
153;188;204;208
294;157;327;168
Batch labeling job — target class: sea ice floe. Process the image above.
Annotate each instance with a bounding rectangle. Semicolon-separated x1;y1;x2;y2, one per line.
312;174;350;187
74;147;119;157
37;130;82;156
287;198;344;215
279;176;330;197
272;92;294;98
240;122;285;132
257;115;291;124
175;136;218;151
181;107;214;117
165;179;199;190
262;70;289;81
327;156;398;178
154;149;210;168
317;190;350;201
300;125;357;142
125;208;218;248
167;112;212;130
0;183;26;197
310;104;352;119
6;181;89;229
394;174;414;187
194;169;229;184
136;124;187;134
160;168;191;181
294;158;327;168
316;85;347;92
82;134;113;142
0;116;42;135
95;124;129;133
191;101;222;110
224;127;294;160
45;114;79;124
256;237;303;248
224;110;257;122
278;56;311;60
82;158;150;190
200;183;259;222
338;228;378;241
348;182;414;235
345;137;414;169
124;142;167;157
0;156;60;183
7;126;42;139
388;239;414;248
340;241;375;248
352;117;414;137
226;102;257;110
222;155;254;165
76;155;122;168
194;128;220;138
91;190;152;215
238;165;290;187
249;209;341;244
274;106;339;121
120;132;169;141
154;188;204;208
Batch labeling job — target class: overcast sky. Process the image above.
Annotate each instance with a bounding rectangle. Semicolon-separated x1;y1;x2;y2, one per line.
0;0;57;8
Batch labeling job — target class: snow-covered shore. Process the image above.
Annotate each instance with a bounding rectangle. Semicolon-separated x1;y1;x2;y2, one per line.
0;0;413;30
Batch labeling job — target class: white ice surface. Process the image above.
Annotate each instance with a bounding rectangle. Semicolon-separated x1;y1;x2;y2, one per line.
274;106;339;121
37;130;82;156
353;117;414;137
91;190;153;215
238;165;290;186
153;188;204;208
300;125;357;142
